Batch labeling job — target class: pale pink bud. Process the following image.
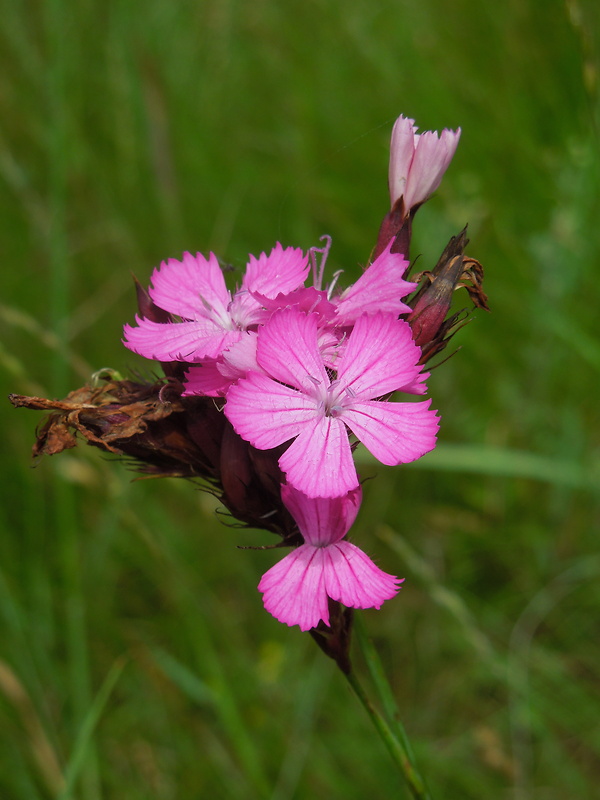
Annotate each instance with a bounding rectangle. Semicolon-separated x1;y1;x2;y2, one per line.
388;115;461;213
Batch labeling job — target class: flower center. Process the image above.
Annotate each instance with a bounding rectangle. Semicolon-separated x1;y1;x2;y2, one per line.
321;379;353;418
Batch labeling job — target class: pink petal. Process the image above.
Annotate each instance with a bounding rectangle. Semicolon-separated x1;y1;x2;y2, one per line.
123;316;241;362
183;361;231;397
322;542;402;609
149;251;231;320
281;485;362;547
403;127;461;210
258;545;330;631
221;331;261;375
243;243;310;298
278;416;358;498
388;115;418;206
397;371;431;396
342;398;439;465
227;290;267;330
256;309;329;393
225;372;317;450
251;286;336;320
318;325;345;370
334;243;416;323
258;541;402;631
182;334;263;397
337;314;427;399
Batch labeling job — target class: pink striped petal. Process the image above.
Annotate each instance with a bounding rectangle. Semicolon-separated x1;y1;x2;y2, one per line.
258;545;330;631
389;115;418;206
183;362;231;397
243;243;310;297
251;286;336;320
123;316;241;362
321;542;402;608
397;371;431;396
149;251;231;320
181;333;263;397
278;416;358;498
221;331;261;376
256;309;329;393
342;398;439;465
337;314;426;399
258;542;401;631
225;372;317;450
403;127;461;211
334;243;415;324
227;290;267;329
281;485;362;547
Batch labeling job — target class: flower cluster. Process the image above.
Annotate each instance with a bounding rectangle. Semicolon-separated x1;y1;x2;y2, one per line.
14;113;481;643
125;233;438;630
119;113;466;631
123;237;442;627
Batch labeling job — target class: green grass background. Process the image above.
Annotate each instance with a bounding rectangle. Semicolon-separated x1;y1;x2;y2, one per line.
1;1;599;797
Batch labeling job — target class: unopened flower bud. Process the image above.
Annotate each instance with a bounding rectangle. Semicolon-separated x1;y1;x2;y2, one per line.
373;115;461;261
389;114;461;215
406;228;489;363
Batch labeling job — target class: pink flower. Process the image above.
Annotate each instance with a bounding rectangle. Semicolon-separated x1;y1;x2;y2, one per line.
248;242;416;329
388;114;461;213
258;485;402;631
123;244;309;363
224;308;439;498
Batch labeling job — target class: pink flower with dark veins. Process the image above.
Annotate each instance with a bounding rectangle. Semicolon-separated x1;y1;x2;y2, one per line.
259;484;402;631
225;308;439;498
389;114;461;214
123;244;309;363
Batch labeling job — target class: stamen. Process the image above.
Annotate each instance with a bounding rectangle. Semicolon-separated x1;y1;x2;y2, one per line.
327;269;344;300
309;234;333;290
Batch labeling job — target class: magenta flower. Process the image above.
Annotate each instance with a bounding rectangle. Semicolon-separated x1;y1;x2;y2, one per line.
123;244;309;363
388;114;461;213
224;308;439;498
259;485;401;631
253;242;416;329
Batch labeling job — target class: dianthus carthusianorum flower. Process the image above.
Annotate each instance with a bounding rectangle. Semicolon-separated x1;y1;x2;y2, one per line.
225;308;439;498
123;244;309;362
258;485;401;631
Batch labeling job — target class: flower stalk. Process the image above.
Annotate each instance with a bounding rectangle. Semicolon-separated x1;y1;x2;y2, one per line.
344;664;433;800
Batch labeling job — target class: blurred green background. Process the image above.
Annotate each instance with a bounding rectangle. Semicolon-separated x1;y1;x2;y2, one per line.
1;1;599;798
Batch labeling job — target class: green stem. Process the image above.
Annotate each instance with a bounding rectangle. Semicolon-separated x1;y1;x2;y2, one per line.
343;620;433;800
354;614;421;770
